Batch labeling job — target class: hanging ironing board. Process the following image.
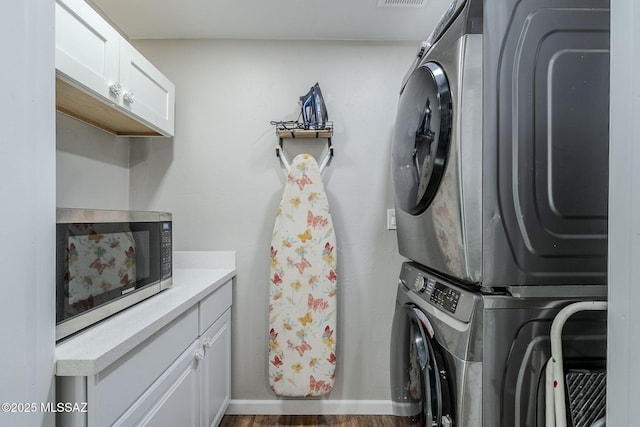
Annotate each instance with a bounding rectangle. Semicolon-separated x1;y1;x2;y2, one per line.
268;153;337;397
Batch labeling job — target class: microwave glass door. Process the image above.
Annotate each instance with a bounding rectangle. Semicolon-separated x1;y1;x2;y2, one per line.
56;221;161;324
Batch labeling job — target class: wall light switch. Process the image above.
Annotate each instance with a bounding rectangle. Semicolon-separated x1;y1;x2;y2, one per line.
387;209;397;230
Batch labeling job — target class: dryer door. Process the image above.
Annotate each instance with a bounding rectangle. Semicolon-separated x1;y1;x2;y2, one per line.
390;304;455;426
392;62;453;215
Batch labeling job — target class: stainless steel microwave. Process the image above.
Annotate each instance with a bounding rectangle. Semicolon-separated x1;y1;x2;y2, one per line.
56;208;172;341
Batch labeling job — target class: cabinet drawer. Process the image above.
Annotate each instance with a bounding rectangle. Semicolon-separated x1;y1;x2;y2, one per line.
199;280;232;334
91;307;199;427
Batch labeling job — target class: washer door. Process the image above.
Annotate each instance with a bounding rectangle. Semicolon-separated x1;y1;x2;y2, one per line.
392;62;453;215
390;304;454;426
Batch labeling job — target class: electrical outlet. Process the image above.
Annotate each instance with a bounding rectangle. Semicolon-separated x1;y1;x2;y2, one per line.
387;209;397;230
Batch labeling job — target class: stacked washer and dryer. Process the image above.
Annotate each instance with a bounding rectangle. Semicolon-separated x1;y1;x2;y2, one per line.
389;0;610;426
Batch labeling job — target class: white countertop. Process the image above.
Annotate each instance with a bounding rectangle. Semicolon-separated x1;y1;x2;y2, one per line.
55;251;236;376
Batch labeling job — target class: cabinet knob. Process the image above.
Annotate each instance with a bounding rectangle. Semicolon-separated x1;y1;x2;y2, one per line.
109;82;123;97
194;349;205;361
123;92;135;104
203;338;213;349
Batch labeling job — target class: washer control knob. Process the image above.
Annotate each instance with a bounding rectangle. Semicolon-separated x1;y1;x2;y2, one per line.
413;275;427;293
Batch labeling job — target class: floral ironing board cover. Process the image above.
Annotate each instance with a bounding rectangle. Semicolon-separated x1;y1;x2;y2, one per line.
269;153;337;397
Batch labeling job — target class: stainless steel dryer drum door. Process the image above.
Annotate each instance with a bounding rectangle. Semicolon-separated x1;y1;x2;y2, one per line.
392;62;452;216
390;304;455;426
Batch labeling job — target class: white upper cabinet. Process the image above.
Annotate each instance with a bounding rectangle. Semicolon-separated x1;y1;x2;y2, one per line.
55;0;175;137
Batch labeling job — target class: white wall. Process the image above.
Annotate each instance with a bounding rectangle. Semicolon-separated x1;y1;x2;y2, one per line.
129;39;413;409
56;113;131;210
607;0;640;424
0;0;56;425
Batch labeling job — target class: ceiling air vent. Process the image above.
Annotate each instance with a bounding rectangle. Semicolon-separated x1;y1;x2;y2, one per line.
377;0;427;7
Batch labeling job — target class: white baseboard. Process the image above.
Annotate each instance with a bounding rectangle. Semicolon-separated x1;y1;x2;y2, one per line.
226;399;394;415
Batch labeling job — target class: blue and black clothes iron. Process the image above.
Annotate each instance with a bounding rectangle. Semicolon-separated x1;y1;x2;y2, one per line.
299;83;328;130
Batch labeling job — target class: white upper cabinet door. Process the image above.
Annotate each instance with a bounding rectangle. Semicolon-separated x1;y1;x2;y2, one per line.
119;40;176;137
55;0;119;103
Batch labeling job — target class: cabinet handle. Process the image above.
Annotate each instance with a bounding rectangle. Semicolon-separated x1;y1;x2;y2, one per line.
194;349;205;361
204;338;213;349
109;82;123;97
123;92;135;104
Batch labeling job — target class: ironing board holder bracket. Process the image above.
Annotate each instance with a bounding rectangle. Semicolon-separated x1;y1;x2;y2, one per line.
275;128;334;175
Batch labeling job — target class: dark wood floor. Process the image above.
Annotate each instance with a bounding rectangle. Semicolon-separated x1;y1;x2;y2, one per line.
219;415;413;427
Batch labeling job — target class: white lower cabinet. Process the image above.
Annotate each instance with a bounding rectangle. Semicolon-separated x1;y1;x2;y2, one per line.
113;339;201;427
57;280;232;427
200;311;231;427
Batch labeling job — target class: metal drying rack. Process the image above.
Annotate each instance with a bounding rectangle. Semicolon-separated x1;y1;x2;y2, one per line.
271;121;334;174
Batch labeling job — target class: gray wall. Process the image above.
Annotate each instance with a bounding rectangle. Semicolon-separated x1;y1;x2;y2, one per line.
0;0;56;425
130;39;410;408
607;0;640;424
57;113;131;210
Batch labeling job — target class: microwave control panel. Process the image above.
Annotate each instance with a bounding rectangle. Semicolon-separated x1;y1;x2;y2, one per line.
161;221;172;279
